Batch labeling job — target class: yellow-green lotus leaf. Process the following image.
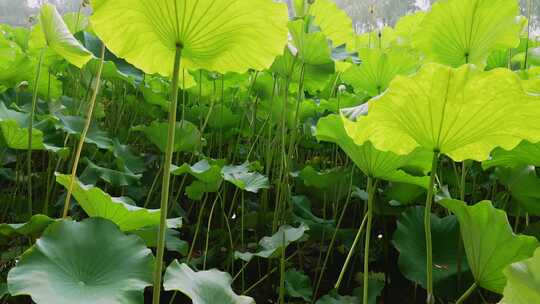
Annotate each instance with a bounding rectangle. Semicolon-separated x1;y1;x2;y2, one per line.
344;63;540;162
29;4;93;68
414;0;521;69
90;0;288;75
307;0;355;49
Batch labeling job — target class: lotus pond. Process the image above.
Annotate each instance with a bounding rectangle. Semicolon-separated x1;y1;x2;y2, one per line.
1;0;540;303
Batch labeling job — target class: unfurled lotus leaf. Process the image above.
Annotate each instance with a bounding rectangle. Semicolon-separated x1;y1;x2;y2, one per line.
222;162;270;193
494;166;540;215
500;247;540;304
342;48;418;97
285;269;313;302
394;12;426;47
112;139;146;174
235;223;309;262
56;115;113;150
7;218;154;304
29;4;93;68
483;141;540;169
307;0;355;50
413;0;520;68
439;199;539;293
56;174;160;231
315;292;358;304
0;103;66;153
344;63;540;162
80;158;142;187
133;120;202;153
392;207;473;298
0;214;56;244
90;0;288;75
164;261;254;304
316;114;430;188
171;159;223;200
288;20;333;66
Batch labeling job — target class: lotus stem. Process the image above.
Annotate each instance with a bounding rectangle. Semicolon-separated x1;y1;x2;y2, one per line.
335;212;369;290
152;44;182;304
425;151;440;304
26;48;45;217
62;44;106;218
455;282;477;304
363;176;377;304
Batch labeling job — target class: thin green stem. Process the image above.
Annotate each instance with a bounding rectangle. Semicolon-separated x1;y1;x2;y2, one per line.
425;152;440;304
62;44;105;218
335;212;369;290
279;229;286;304
455;282;477;304
363;177;377;304
26;48;45;217
152;45;182;304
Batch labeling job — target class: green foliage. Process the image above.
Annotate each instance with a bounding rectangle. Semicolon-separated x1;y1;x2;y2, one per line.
163;261;254;304
439;199;539;293
7;218;154;304
500;247;540;304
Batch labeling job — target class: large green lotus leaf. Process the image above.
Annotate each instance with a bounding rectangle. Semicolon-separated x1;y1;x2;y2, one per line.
221;162;270;193
413;0;520;68
316;114;430;188
29;4;92;68
164;261;254;304
171;159;223;200
112;139;146;174
0;214;55;244
342;48;418;97
483;141;540;169
62;12;89;34
56;115;113;150
494;166;540;215
344;63;540;162
288;20;333;65
394;11;426;48
90;0;288;75
56;174;160;231
307;0;355;49
285;268;312;302
80;158;142;187
439;199;539;293
235;223;309;262
392;207;473;298
133;120;202;153
7;218;154;304
500;247;540;304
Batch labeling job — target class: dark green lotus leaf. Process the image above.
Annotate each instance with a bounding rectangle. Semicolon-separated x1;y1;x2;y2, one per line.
285;268;313;301
413;0;520;69
291;195;334;239
315;291;358;304
439;199;539;293
342;48;418;97
495;166;540;215
235;223;309;262
112;139;145;174
80;158;142;187
222;162;270;193
29;4;92;68
500;247;540;304
56;115;113;150
56;174;160;231
7;218;154;304
133;120;202;153
392;207;473;298
129;220;188;256
163;260;254;304
171;159;224;200
353;272;385;304
0;214;55;244
316;114;430;188
483;141;540;169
